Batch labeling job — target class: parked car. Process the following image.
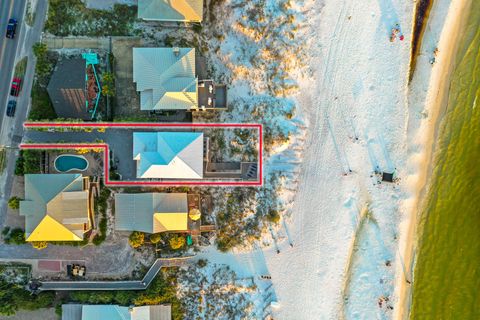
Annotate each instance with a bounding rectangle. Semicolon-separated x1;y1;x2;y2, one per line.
10;77;21;96
6;100;16;117
5;18;17;39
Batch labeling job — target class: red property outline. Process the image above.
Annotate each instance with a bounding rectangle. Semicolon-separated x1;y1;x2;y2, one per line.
22;122;263;186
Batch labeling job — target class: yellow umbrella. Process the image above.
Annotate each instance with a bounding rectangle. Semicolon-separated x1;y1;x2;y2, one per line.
189;208;201;221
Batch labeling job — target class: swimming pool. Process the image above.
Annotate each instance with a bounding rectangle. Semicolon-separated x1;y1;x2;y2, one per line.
54;155;89;172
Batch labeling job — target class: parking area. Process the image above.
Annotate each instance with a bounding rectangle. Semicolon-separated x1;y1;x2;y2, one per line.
111;37;143;118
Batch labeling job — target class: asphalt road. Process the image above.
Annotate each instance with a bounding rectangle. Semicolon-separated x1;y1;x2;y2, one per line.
0;0;48;224
0;0;26;125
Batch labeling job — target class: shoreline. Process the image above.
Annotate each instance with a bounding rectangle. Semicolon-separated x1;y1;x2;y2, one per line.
394;0;473;319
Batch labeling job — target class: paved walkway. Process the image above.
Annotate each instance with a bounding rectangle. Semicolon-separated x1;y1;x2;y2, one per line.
0;238;135;275
38;256;193;291
43;36;111;50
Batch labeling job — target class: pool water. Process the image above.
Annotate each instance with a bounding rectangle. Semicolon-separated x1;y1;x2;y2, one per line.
54;155;89;172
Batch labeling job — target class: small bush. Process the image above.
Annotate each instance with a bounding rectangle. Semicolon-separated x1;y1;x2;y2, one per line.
92;216;107;246
149;233;162;244
55;304;62;316
5;228;26;245
2;226;10;236
266;209;281;224
169;235;185;250
14;153;24;175
129;231;145;248
31;241;48;250
197;259;207;268
8;197;21;210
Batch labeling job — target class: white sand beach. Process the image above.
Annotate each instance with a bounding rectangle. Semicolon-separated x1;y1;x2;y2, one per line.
196;0;470;318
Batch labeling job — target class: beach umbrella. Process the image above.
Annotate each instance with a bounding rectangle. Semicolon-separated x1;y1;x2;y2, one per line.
189;208;201;221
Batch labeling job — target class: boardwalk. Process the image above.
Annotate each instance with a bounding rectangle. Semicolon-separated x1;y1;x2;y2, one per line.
38;257;193;291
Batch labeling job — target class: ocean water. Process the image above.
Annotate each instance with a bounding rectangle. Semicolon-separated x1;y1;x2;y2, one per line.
410;2;480;319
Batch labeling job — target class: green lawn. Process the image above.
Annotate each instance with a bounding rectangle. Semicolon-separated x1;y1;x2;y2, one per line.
29;83;57;121
14;57;28;78
0;149;6;174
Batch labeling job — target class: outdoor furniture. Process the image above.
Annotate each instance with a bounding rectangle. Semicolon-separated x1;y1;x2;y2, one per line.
382;172;394;182
78;266;85;277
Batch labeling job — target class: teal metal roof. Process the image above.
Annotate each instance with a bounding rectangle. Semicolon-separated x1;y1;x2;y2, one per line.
133;132;203;178
81;305;130;320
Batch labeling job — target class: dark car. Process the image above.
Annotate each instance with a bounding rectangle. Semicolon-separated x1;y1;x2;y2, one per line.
6;100;16;117
5;18;17;39
10;77;21;96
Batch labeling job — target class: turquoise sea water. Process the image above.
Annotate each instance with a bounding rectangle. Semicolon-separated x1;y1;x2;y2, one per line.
410;2;480;319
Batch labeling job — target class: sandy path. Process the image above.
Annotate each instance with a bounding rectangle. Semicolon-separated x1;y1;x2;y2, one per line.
395;0;473;318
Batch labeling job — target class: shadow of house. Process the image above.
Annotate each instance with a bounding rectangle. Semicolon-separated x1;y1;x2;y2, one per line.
47;58;91;120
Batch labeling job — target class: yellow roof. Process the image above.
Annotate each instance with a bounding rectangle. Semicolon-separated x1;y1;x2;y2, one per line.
171;0;202;21
153;212;188;233
26;215;83;242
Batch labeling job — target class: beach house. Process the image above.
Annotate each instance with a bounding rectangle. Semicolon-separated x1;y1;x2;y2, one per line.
61;304;171;320
19;174;92;242
133;132;204;179
133;47;197;111
133;47;227;111
137;0;203;22
115;193;188;233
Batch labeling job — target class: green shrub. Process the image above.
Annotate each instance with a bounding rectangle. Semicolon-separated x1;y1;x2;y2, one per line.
8;197;21;210
29;83;57;121
55;304;62;316
149;233;162;244
21;150;42;174
14;151;24;176
101;72;115;97
129;231;145;248
5;228;26;245
169;235;185;250
2;226;10;236
0;279;55;315
67;271;183;319
197;259;207;268
32;43;50;77
266;209;280;224
31;241;48;250
92;216;107;245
